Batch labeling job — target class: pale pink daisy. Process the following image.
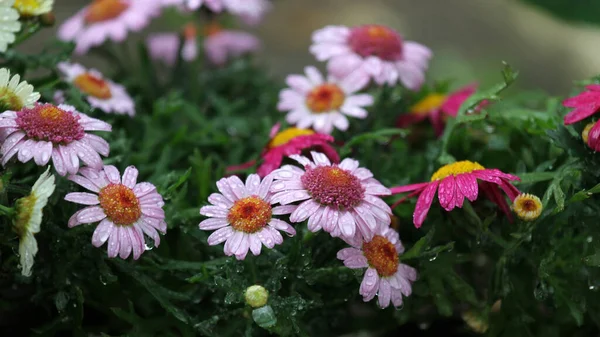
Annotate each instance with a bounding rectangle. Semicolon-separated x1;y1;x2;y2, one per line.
147;23;199;66
277;66;373;134
223;0;271;26
0;103;111;176
204;23;260;65
338;225;417;308
65;165;167;260
58;62;135;116
270;151;391;241
199;174;296;260
310;24;432;90
58;0;161;55
183;0;222;11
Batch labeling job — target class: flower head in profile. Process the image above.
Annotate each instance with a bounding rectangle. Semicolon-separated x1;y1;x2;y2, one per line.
337;225;416;308
310;24;432;90
199;174;296;260
12;0;53;16
65;165;167;260
204;22;260;66
57;0;161;55
227;123;339;178
582;121;600;151
563;84;600;125
278;66;373;134
147;23;199;66
58;62;135;116
397;84;481;136
391;160;520;228
0;68;40;111
0;103;111;176
270;151;391;241
12;167;55;276
511;193;542;222
0;0;20;53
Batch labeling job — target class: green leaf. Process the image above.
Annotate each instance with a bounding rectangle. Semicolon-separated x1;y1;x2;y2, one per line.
401;229;435;260
340;128;410;156
568;183;600;203
514;172;555;185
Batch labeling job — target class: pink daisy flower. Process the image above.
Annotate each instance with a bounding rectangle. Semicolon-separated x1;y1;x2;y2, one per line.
338;225;417;308
222;0;271;26
277;66;373;134
310;24;432;90
58;62;135;116
397;84;481;136
270;151;391;241
199;174;296;260
227;123;340;178
204;23;260;65
390;160;521;228
65;165;167;260
182;0;222;11
58;0;161;55
147;24;199;66
0;103;111;176
563;84;600;125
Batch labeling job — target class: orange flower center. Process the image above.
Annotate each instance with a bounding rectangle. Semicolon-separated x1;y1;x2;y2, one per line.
430;160;485;181
73;73;112;99
227;196;272;233
268;127;315;148
348;25;403;61
202;21;221;37
84;0;129;24
306;84;345;113
410;93;447;115
98;184;141;226
362;235;399;277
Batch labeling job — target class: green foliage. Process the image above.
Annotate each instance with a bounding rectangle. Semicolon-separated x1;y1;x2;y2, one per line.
520;0;600;26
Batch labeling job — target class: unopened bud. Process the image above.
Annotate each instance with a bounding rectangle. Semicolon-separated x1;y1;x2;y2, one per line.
245;285;268;308
40;12;55;27
511;193;542;221
252;305;277;329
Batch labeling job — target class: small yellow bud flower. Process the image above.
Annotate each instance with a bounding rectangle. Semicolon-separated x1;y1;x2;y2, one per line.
462;310;488;334
245;285;269;308
511;193;542;221
582;123;594;145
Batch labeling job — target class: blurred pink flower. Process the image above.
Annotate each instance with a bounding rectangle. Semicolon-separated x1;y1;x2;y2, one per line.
563;84;600;125
204;25;260;65
0;103;111;176
310;24;432;90
146;24;199;66
65;165;167;260
58;0;161;55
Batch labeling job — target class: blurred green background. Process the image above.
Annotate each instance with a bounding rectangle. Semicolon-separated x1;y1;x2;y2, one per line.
38;0;600;94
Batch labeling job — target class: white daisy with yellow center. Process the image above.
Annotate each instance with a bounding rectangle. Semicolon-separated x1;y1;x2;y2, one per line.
0;0;21;52
12;0;53;16
0;67;41;111
12;167;56;276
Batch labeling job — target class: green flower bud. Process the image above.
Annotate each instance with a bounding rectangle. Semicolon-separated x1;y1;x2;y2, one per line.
244;285;268;308
252;305;277;329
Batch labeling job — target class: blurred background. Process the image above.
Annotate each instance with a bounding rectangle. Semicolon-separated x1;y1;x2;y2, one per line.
40;0;600;95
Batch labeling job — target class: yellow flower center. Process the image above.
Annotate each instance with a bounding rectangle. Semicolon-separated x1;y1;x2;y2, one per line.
73;73;112;99
98;184;141;226
268;128;315;148
227;196;272;233
13;0;45;16
13;195;36;237
362;235;399;277
410;93;447;115
84;0;129;24
306;84;345;113
511;193;542;221
430;160;485;181
0;87;24;111
582;122;594;144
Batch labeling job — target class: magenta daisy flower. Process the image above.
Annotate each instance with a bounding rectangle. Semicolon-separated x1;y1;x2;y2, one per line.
270;151;391;241
199;174;296;260
0;103;111;176
204;25;260;66
65;165;167;260
563;84;600;125
338;225;416;308
278;66;373;134
58;62;135;116
58;0;161;55
310;24;432;90
390;160;521;228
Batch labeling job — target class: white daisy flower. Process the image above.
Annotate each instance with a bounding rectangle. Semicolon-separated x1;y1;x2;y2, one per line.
0;67;41;111
12;0;53;16
12;166;56;276
0;0;21;53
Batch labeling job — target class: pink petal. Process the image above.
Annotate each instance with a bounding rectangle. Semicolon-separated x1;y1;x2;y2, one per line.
118;227;132;259
455;173;478;201
342;254;368;269
92;218;114;247
256;228;275;248
200;205;228;218
377;279;392;308
272;205;296;215
269;218;296;236
224;231;244;256
122;166;138;188
129;226;144;260
413;180;439;228
336;247;363;260
359;267;380;300
65;192;100;205
437;175;457;211
338;211;356;239
249;235;262;255
390;182;429;195
76;206;107;224
290;199;320;222
244;174;261;195
306;207;324;232
103;165;121;184
107;226;121;258
207;226;234;245
208;193;233;208
199;218;230;230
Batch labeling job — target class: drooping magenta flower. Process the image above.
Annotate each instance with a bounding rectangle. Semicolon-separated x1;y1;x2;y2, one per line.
337;225;416;308
204;22;260;65
278;66;373;134
227;123;340;178
199;174;296;260
58;0;161;55
270;151;391;241
0;103;111;176
65;165;167;260
397;84;481;136
310;24;432;90
563;84;600;125
390;160;520;228
582;121;600;151
58;62;135;116
146;23;198;66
